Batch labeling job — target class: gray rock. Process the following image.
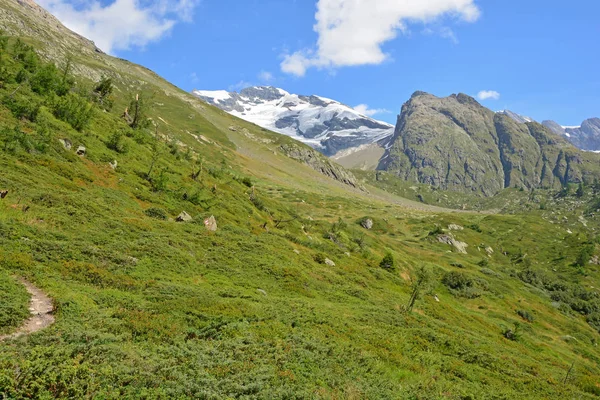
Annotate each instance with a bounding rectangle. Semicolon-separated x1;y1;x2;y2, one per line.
448;224;464;231
204;215;218;231
176;211;193;222
438;234;468;254
257;289;267;296
109;160;118;170
361;218;374;230
325;258;336;267
76;145;86;156
59;138;72;150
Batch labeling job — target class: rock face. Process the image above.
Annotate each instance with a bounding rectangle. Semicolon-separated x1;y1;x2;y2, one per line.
193;86;394;156
279;143;366;191
378;92;600;196
544;118;600;151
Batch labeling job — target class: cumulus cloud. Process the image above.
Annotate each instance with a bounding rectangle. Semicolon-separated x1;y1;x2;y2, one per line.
281;0;480;76
37;0;200;54
353;104;391;117
477;90;500;100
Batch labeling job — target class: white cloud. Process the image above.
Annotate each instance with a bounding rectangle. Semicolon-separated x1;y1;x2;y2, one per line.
477;90;500;100
353;104;391;117
258;70;274;83
281;0;480;76
36;0;200;54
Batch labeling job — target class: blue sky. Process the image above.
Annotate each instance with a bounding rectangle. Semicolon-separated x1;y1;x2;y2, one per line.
40;0;599;125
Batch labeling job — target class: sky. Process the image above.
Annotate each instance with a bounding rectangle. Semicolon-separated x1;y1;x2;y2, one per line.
37;0;599;126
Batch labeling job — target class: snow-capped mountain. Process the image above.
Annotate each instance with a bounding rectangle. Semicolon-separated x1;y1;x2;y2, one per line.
192;86;394;156
543;118;600;151
497;110;534;124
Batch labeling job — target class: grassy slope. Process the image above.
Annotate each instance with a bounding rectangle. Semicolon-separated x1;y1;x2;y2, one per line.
0;2;599;399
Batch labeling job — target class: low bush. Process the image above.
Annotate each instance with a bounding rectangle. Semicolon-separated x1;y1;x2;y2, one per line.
144;207;168;220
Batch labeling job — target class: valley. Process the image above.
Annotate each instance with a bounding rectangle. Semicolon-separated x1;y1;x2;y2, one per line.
0;0;599;399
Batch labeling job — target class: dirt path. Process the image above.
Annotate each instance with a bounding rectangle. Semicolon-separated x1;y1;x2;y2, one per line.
0;278;55;341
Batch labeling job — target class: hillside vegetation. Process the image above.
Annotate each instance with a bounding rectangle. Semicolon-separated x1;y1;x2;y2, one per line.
0;1;600;399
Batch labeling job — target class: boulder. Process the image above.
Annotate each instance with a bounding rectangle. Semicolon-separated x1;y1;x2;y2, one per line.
257;289;267;296
361;218;374;230
59;138;72;150
176;211;193;222
325;258;336;267
448;224;464;231
76;145;86;156
438;234;468;254
485;246;494;256
109;160;118;170
0;190;8;199
204;215;218;231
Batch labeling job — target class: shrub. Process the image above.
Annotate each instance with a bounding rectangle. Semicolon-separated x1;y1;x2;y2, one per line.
442;271;473;290
502;322;521;341
586;313;600;332
144;207;168;220
53;92;94;131
477;258;489;267
313;253;327;264
379;252;395;271
2;91;41;120
429;225;444;236
0;125;31;154
516;309;535;323
468;224;482;233
106;131;129;154
241;177;253;188
575;245;594;267
443;271;483;299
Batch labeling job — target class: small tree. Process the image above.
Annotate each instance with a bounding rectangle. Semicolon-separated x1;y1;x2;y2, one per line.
379;252;395;271
93;75;114;110
405;265;433;313
125;92;152;129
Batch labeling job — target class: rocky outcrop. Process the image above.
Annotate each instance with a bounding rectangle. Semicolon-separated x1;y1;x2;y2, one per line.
279;143;366;192
378;92;600;196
